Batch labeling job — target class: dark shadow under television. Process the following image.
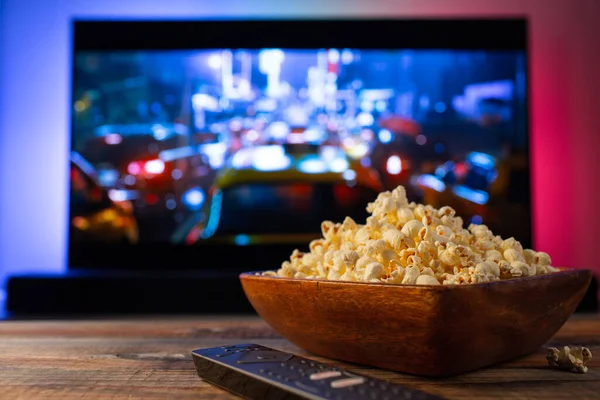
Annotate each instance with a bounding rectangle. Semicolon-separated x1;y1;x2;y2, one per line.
12;18;593;317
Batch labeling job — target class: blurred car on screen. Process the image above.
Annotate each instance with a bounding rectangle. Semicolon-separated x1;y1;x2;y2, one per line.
411;151;500;225
377;115;421;137
70;151;139;244
77;123;215;216
369;124;449;198
172;142;384;246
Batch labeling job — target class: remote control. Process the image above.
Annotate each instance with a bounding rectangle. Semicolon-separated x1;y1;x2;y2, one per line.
192;343;444;400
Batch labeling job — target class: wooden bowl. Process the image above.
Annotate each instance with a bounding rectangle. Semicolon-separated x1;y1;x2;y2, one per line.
240;268;592;377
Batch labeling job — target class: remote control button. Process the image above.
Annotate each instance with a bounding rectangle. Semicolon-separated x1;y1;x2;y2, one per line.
257;355;276;360
215;352;234;357
330;377;366;388
309;371;343;380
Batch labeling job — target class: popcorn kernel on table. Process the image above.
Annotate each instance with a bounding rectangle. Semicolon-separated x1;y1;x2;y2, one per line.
546;346;592;374
264;185;559;285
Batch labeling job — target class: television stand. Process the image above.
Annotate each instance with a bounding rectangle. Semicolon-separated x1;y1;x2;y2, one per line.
5;270;257;317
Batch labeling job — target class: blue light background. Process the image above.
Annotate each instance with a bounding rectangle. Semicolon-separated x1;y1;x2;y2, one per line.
0;0;407;287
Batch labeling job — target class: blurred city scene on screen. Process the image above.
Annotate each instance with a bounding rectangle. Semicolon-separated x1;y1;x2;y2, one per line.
70;49;529;248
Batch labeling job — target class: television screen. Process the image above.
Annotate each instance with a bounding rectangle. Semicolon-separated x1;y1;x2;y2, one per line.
69;20;529;270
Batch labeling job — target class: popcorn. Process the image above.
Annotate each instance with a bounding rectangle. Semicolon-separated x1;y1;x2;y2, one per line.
484;249;503;263
546;346;592;374
356;255;377;272
384;267;405;284
396;208;415;225
402;265;421;284
503;248;524;264
416;274;440;285
510;261;532;277
534;251;551;266
380;248;398;265
382;228;404;250
522;249;536;264
354;227;370;244
264;185;560;285
364;262;386;281
401;220;424;239
436;225;453;238
436;246;455;266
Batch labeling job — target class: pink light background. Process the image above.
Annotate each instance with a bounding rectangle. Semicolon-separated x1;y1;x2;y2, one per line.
0;0;599;292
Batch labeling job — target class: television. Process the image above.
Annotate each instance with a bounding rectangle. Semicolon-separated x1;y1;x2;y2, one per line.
68;19;530;273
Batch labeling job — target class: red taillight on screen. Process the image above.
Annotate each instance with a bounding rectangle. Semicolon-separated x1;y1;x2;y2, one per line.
127;159;165;176
288;184;312;197
333;184;353;207
454;162;468;179
185;225;203;245
145;193;159;205
89;186;102;202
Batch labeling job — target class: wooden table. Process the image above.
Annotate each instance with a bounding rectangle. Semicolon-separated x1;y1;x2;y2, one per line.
0;315;599;399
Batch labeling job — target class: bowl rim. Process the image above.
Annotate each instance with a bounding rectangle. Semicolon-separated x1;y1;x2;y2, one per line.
240;268;592;291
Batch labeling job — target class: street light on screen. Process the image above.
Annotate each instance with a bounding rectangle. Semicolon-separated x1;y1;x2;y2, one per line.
208;54;222;70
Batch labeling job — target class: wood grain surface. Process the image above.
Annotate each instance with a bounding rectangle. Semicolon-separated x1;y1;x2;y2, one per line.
0;315;598;399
